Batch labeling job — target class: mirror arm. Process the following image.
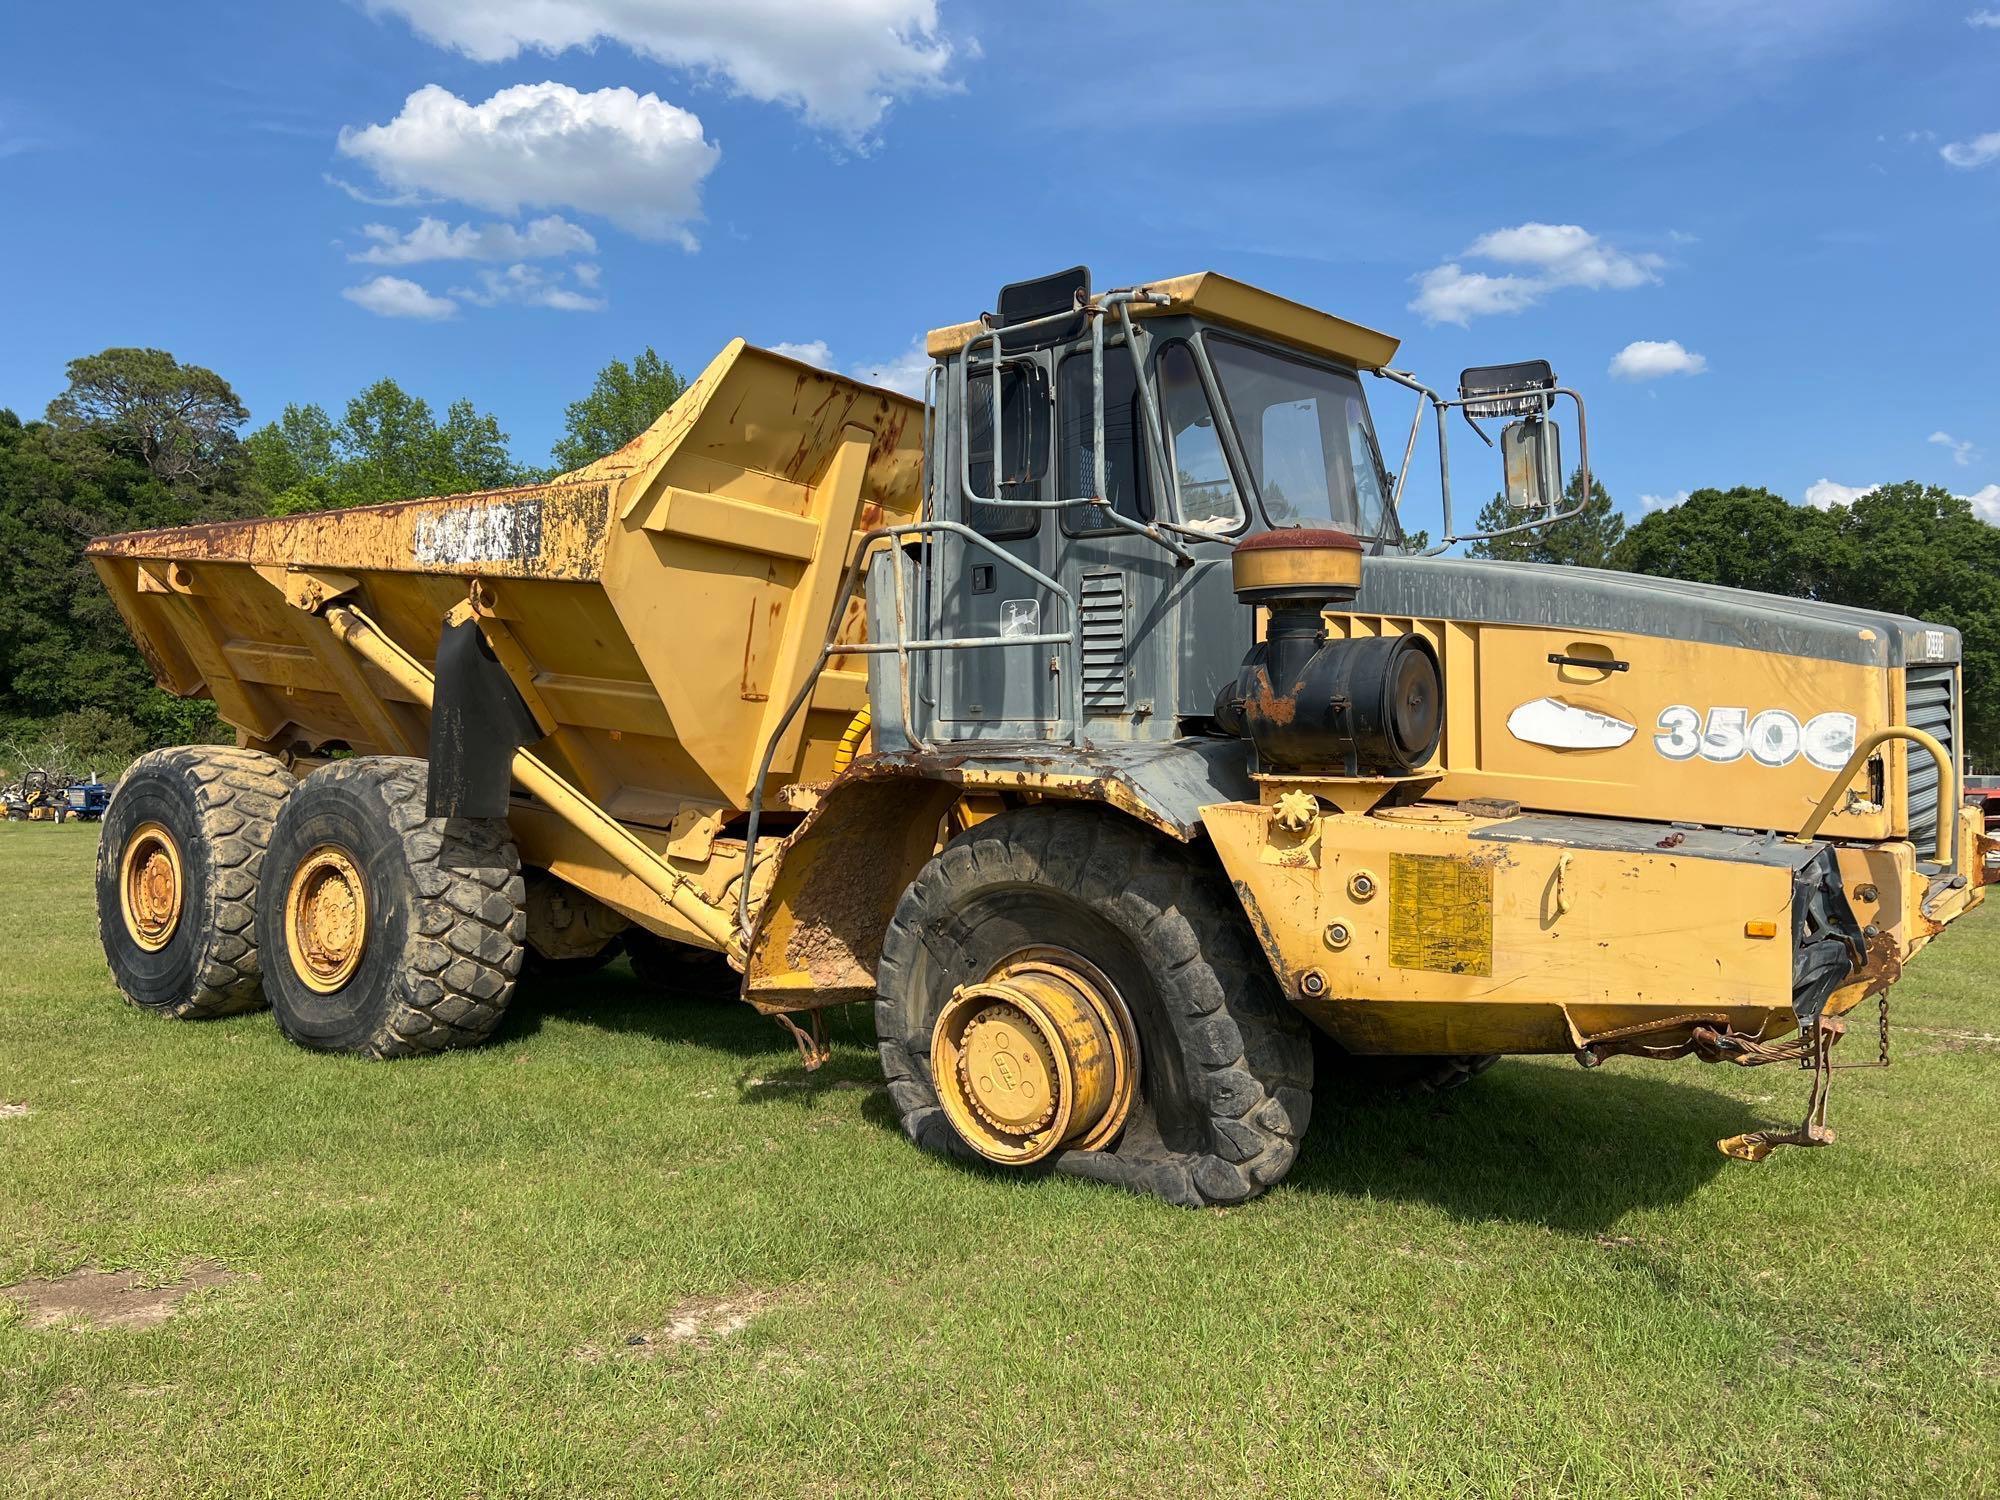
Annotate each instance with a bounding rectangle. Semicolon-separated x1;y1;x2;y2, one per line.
1373;366;1430;530
1431;389;1456;554
1382;383;1593;555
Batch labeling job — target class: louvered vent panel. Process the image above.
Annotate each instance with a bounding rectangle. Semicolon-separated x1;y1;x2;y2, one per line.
1079;569;1127;712
1905;663;1956;860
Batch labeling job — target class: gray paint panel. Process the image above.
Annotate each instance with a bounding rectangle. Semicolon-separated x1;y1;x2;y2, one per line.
1356;556;1957;668
861;735;1252;839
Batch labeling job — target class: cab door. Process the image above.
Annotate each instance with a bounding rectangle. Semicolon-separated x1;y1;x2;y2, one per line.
934;358;1061;732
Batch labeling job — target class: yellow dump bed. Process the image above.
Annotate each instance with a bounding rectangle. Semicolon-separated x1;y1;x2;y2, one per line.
87;341;923;828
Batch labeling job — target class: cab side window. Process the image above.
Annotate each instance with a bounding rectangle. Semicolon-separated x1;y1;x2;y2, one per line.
966;364;1050;539
1156;342;1244;532
1058;352;1148;535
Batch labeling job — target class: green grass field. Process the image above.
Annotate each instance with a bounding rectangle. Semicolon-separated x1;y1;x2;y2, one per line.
2;821;1996;1498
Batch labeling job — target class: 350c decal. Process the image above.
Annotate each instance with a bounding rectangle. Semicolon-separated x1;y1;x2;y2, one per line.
1654;705;1856;770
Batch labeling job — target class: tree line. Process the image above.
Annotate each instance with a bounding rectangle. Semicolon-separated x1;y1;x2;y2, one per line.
0;346;684;777
3;345;1994;775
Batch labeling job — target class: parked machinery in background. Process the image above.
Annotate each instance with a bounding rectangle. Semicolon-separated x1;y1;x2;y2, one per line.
64;777;111;822
4;768;70;822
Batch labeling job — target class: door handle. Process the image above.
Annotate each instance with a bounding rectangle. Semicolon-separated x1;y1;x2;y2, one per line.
1547;652;1628;672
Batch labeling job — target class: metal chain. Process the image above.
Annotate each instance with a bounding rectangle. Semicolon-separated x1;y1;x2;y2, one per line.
1877;987;1891;1068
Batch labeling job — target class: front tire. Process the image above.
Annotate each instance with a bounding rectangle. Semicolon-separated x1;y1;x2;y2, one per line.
95;747;298;1018
876;806;1313;1207
256;757;524;1057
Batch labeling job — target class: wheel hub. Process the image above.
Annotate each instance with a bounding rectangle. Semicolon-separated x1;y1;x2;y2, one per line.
119;822;184;952
287;845;368;994
931;950;1138;1164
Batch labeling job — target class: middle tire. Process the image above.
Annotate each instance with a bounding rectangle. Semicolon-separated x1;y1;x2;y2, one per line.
876;805;1314;1207
255;756;524;1057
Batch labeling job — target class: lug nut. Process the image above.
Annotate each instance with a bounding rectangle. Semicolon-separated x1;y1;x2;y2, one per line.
1324;922;1351;950
1299;969;1327;998
1347;871;1377;901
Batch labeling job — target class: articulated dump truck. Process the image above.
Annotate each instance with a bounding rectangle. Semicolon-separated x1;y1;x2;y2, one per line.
87;268;1992;1206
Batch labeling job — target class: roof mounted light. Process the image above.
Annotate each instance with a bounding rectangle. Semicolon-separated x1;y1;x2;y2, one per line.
1459;359;1556;420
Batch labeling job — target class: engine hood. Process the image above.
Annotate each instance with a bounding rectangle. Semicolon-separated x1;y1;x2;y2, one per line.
1354;556;1959;669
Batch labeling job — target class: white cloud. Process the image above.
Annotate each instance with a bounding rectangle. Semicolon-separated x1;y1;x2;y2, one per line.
361;0;953;140
1968;10;2000;28
765;336;929;396
1466;223;1663;290
1409;222;1664;326
1804;478;1877;510
1609;339;1708;380
341;275;458;320
1941;131;2000;168
1639;489;1690;513
572;262;602;288
338;83;720;244
450;263;606;312
852;337;931;397
1962;484;2000;522
1930;430;1978;467
771;340;835;368
351;214;596;264
1408;265;1542;325
324;173;424;207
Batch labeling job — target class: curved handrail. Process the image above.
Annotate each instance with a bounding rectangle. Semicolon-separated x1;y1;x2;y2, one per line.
1788;725;1956;870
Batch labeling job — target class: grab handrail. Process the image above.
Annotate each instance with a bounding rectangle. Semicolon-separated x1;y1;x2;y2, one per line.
1788;725;1956;870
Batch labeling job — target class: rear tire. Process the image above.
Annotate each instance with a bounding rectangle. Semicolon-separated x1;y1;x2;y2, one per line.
876;806;1314;1208
95;747;297;1018
256;757;524;1057
519;868;627;983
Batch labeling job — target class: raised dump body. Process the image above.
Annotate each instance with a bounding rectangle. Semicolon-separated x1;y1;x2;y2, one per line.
84;267;1993;1207
89;341;920;950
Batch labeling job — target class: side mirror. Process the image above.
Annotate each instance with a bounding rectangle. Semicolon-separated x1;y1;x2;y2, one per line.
1501;416;1562;511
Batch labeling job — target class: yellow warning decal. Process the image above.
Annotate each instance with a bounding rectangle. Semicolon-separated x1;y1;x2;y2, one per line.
1388;853;1493;976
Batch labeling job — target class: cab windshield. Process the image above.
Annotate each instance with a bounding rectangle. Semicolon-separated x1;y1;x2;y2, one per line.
1205;336;1396;540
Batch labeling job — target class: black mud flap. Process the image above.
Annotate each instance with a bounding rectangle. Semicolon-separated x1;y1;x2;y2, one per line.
1790;845;1867;1030
427;618;543;818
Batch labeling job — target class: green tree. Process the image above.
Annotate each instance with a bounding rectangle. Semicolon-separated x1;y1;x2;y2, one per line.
0;404;230;737
45;348;249;486
1464;468;1625;568
246;380;532;513
551;347;686;471
1612;486;1841;598
1828;483;2000;760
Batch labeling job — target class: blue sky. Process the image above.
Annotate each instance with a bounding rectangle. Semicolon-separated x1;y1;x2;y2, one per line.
3;0;1997;542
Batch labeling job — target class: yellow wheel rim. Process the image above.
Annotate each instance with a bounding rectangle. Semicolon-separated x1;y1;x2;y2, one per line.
285;844;368;994
119;822;184;952
930;948;1139;1165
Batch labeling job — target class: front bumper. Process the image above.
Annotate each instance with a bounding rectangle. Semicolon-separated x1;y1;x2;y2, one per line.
1203;799;1988;1060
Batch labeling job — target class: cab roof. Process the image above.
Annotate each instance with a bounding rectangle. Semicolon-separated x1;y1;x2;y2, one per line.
924;271;1401;371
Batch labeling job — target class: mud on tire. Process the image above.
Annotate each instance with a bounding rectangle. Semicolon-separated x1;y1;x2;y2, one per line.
875;805;1314;1208
256;756;524;1057
95;746;298;1019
